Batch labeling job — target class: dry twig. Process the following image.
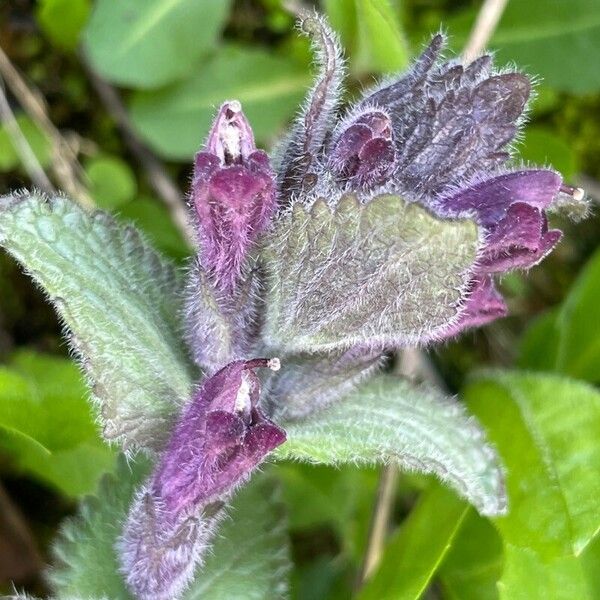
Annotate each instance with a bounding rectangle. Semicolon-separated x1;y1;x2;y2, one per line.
462;0;510;62
83;60;195;246
0;44;93;207
0;77;54;193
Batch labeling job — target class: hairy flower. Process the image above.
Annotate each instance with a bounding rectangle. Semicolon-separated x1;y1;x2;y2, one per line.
119;358;285;600
115;13;588;599
267;14;587;352
190;101;276;294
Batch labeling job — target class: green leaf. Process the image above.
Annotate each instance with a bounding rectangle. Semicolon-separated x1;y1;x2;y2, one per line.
518;308;560;372
262;194;479;353
129;46;310;160
447;0;600;93
439;509;503;600
37;0;91;51
357;483;468;600
0;192;193;452
0;351;114;497
520;128;578;180
465;372;600;598
83;0;231;89
0;114;52;172
554;248;600;381
184;474;291;599
324;0;409;74
276;375;506;516
353;0;409;74
49;457;290;599
278;463;378;562
85;156;137;209
519;248;600;382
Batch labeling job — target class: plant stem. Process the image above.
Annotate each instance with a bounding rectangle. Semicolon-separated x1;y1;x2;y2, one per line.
83;59;196;247
462;0;510;62
0;44;93;207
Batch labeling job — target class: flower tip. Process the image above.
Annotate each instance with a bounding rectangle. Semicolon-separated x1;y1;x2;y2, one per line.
560;183;585;202
268;357;281;372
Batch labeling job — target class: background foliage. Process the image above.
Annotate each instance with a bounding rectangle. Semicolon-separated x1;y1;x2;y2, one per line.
0;0;599;598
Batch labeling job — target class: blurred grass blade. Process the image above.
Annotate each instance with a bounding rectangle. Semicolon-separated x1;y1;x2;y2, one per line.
358;483;468;600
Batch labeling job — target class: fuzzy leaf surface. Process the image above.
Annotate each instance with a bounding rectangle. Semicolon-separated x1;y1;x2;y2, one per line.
49;456;290;600
262;194;479;353
0;193;192;452
275;376;505;516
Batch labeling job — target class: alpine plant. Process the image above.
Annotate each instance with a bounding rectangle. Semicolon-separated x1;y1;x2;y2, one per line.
0;12;589;600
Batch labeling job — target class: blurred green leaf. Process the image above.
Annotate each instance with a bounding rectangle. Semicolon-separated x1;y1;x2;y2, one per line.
129;46;310;160
0;192;193;453
354;0;409;73
447;0;600;93
277;376;506;517
85;155;137;209
0;114;52;172
554;248;600;381
358;483;467;600
518;309;560;372
278;463;377;562
439;509;503;600
519;248;600;382
50;458;291;600
520;127;578;180
0;351;114;496
465;372;600;598
37;0;91;51
117;196;191;261
83;0;231;89
325;0;409;74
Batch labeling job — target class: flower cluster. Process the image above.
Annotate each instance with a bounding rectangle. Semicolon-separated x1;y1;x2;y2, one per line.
119;13;585;600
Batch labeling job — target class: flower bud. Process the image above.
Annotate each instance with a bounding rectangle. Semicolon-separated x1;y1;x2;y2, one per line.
153;358;285;514
119;358;285;600
191;102;276;293
328;110;396;189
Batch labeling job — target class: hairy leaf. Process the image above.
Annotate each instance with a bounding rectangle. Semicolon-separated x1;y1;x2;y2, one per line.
465;372;600;598
262;194;479;353
49;456;290;600
275;376;506;516
0;192;192;452
83;0;231;88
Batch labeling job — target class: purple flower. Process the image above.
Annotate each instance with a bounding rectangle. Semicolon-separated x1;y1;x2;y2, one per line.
328;109;396;188
274;18;585;342
153;358;286;513
119;358;285;600
191;101;276;293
